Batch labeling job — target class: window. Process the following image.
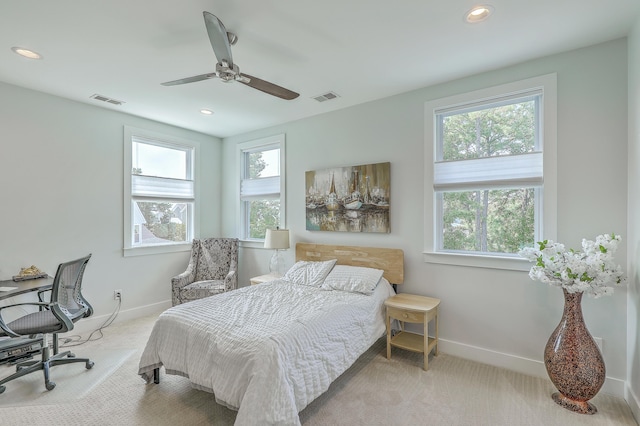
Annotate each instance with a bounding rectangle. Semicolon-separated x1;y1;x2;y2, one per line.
123;126;199;256
424;74;557;270
238;134;285;241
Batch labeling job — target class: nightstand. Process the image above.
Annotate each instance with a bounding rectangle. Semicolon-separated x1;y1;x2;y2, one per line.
250;273;282;285
384;293;440;371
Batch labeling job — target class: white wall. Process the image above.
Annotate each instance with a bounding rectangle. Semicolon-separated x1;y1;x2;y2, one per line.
0;82;221;325
223;39;630;396
627;15;640;420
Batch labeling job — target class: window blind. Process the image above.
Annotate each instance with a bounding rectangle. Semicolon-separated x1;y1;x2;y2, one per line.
132;175;194;199
433;152;543;191
240;176;280;200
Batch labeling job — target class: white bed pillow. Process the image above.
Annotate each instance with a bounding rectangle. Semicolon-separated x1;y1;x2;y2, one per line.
321;265;384;295
281;259;337;287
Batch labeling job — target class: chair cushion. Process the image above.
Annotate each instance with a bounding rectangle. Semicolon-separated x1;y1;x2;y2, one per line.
5;311;63;335
180;280;226;302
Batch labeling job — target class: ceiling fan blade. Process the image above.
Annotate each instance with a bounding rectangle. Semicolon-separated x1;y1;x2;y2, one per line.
203;11;233;66
239;73;299;100
161;73;217;86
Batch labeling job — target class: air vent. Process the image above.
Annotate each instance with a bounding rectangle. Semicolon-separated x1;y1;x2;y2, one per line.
312;91;340;103
90;94;125;106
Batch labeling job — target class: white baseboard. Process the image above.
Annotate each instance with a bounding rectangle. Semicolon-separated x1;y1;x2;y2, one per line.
65;300;170;337
438;338;627;398
626;383;640;424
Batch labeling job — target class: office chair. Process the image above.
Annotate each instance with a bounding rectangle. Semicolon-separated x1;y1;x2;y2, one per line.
0;254;94;393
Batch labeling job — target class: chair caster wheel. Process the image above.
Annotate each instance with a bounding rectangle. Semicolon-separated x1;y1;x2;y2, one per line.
0;386;5;394
46;381;56;391
86;361;94;369
68;353;76;358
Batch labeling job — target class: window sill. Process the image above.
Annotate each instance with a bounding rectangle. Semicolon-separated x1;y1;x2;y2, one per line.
123;243;191;257
239;239;266;249
423;251;531;272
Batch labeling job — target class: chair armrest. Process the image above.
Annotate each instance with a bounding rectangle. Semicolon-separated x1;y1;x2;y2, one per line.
171;244;198;291
37;288;51;301
37;288;52;310
171;269;196;290
224;270;237;291
0;302;51;337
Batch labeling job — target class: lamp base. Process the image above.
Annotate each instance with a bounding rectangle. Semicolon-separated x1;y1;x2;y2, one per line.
269;250;285;276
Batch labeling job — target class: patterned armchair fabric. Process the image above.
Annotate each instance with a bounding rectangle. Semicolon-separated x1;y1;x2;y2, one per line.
171;238;239;306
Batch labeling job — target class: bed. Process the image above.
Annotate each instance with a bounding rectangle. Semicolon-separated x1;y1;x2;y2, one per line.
138;243;404;425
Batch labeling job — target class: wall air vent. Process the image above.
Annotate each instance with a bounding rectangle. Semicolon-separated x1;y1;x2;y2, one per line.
312;91;340;103
90;94;125;106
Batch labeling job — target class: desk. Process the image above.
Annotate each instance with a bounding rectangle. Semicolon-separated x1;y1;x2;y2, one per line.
0;277;53;301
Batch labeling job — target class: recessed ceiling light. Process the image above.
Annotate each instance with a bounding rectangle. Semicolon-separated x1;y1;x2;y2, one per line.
11;46;42;59
200;109;213;115
465;5;494;23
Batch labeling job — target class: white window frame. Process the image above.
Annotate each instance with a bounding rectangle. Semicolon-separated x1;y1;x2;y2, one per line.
237;134;286;243
123;126;200;257
423;74;557;271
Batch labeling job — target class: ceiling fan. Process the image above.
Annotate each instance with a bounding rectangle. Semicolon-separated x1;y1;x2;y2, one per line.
161;11;299;100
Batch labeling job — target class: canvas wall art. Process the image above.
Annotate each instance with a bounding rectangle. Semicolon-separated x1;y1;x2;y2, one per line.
305;162;390;233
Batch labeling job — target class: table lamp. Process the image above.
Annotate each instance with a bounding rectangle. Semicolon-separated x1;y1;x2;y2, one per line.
264;228;290;276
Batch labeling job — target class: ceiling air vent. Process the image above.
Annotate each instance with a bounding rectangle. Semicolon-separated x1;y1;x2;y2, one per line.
312;91;340;103
90;94;125;106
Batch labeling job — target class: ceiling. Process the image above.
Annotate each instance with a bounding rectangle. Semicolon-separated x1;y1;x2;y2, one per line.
2;1;639;138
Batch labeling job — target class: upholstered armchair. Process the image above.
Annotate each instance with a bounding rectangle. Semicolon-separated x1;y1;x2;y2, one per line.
171;238;239;306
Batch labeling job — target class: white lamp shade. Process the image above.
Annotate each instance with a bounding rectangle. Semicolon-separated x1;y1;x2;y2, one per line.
264;229;290;249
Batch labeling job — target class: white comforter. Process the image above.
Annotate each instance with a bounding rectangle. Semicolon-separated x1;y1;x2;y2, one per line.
138;279;395;425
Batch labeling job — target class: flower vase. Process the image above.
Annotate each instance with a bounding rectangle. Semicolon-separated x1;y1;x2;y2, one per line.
544;288;605;414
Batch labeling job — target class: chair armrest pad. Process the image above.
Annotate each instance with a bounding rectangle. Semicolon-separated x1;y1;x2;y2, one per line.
0;301;50;311
171;270;194;289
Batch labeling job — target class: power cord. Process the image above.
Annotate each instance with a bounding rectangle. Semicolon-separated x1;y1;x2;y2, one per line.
60;295;122;348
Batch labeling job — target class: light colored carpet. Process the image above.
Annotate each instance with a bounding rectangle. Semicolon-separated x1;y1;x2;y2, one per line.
0;312;636;426
0;348;135;407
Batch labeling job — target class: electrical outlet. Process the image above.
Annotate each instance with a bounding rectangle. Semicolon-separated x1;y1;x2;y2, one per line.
114;289;122;300
593;337;603;353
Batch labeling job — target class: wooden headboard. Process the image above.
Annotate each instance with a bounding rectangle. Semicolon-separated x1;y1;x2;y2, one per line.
296;243;404;285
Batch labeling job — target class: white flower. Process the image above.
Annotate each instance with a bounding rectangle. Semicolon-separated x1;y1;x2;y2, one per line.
518;233;627;298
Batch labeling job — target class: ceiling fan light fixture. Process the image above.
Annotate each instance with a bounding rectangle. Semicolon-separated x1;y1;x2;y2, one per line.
200;109;213;115
11;46;42;59
465;5;494;23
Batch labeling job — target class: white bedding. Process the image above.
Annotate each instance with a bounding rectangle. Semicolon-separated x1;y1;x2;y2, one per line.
138;278;395;425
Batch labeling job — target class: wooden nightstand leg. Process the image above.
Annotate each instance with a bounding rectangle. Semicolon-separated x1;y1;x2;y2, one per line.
434;306;439;356
423;315;428;371
386;312;391;360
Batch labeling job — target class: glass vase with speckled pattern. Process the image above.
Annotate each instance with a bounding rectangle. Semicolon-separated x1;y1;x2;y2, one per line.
544;288;606;414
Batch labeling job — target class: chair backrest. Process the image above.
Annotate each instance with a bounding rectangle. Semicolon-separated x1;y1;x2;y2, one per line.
195;238;239;282
51;254;93;324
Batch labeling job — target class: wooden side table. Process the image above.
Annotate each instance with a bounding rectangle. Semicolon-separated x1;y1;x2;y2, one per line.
249;273;282;286
384;293;440;371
